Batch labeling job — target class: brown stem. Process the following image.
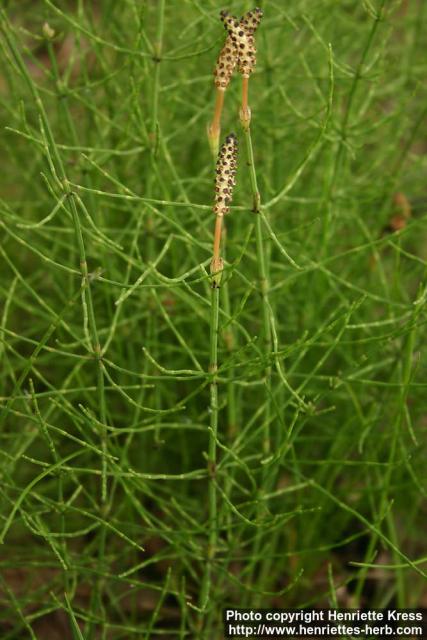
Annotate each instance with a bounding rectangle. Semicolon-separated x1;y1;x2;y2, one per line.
210;213;224;288
208;88;225;156
213;214;223;264
212;89;225;136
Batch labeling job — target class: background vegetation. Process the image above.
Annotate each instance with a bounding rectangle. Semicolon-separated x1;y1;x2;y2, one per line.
0;0;426;637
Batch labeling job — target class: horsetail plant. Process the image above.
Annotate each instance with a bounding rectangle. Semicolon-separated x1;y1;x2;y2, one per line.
198;133;238;627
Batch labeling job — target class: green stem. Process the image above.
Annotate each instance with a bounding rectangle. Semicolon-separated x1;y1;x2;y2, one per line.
0;14;108;503
0;17;109;636
222;256;238;535
146;0;166;443
151;0;165;147
242;124;271;456
353;279;424;607
242;105;279;609
320;0;385;254
198;283;220;633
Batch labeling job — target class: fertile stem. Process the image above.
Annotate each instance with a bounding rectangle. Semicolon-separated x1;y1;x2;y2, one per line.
208;88;225;158
212;214;223;269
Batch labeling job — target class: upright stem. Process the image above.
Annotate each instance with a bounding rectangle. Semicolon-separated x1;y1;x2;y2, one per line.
198;278;220;633
320;0;385;255
222;228;237;442
213;214;223;266
240;80;274;607
0;15;108;499
208;282;220;549
145;0;166;443
198;127;238;626
210;145;236;444
241;110;271;456
151;0;165;141
208;88;225;157
241;76;250;122
0;18;110;637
